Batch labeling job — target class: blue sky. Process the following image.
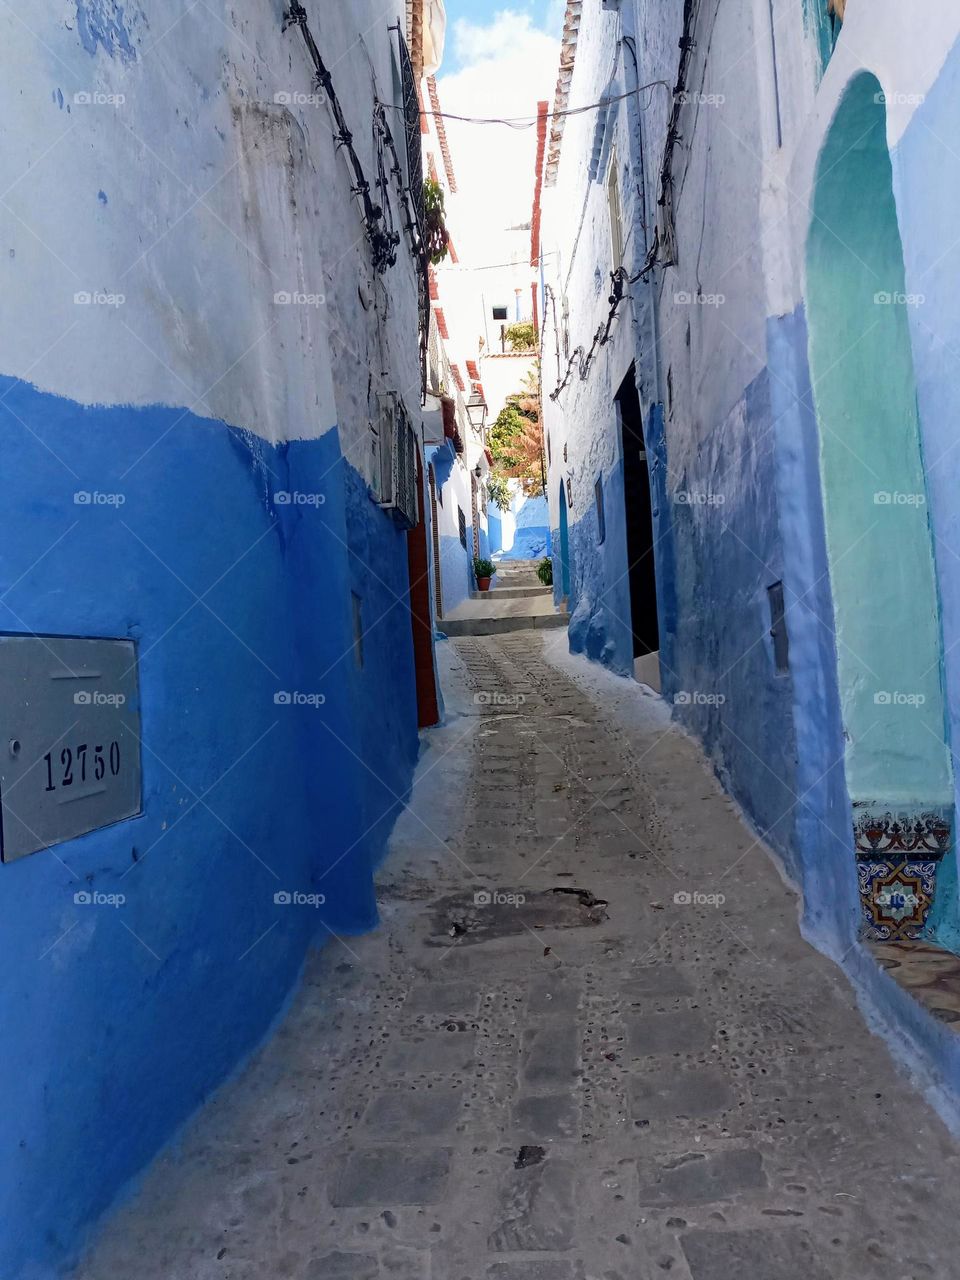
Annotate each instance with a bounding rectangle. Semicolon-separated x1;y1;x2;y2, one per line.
442;0;564;71
435;7;561;255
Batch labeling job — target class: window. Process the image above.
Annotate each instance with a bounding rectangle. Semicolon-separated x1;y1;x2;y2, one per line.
595;476;606;544
492;305;509;321
458;506;467;548
767;581;789;674
394;28;424;232
607;152;624;269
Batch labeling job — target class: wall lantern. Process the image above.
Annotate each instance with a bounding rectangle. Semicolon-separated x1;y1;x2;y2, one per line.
465;392;488;433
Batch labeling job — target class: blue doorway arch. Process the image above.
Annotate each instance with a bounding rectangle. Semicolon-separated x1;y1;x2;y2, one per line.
558;481;571;599
805;71;954;945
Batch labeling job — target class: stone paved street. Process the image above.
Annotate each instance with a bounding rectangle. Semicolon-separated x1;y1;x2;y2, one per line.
72;634;960;1279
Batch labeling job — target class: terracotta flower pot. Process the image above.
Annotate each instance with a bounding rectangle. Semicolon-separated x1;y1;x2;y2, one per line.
477;577;491;592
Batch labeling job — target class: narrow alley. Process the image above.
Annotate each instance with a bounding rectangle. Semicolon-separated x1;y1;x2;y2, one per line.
73;633;960;1280
9;2;960;1276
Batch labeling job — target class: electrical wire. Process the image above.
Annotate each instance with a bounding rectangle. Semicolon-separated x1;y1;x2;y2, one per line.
379;80;672;131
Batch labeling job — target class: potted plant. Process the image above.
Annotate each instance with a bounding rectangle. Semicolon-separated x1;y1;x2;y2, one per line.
537;557;553;586
474;557;495;592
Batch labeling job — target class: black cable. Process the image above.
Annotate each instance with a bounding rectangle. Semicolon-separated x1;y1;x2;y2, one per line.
379;80;673;130
283;2;400;273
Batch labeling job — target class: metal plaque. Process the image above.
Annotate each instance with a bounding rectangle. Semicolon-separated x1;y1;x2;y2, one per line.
0;634;142;862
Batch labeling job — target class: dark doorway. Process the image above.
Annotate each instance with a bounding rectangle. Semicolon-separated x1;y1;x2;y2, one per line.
407;454;440;728
616;366;659;658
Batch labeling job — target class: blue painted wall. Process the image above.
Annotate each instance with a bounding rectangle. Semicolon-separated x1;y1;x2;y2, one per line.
499;493;549;561
0;380;420;1278
767;306;861;938
660;369;801;871
565;463;634;675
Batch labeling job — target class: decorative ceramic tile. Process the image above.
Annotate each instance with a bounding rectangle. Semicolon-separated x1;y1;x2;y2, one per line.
853;805;952;941
857;860;937;940
853;808;951;860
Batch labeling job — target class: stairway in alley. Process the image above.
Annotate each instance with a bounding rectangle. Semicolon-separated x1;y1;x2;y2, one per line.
71;633;960;1280
437;559;569;637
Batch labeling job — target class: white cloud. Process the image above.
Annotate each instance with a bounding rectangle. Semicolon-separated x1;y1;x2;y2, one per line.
437;10;559;263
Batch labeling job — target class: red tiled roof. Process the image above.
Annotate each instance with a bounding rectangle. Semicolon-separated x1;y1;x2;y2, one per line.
466;359;480;381
427;77;458;192
546;2;583;187
435;307;450;340
530;100;549;267
449;363;466;392
429;266;439;301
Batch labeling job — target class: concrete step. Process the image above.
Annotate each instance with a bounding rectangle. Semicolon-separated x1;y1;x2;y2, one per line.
493;575;542;589
437;592;568;638
438;611;569;637
470;586;553;600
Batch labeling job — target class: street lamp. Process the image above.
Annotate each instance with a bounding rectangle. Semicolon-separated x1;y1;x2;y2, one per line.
465;392;487;434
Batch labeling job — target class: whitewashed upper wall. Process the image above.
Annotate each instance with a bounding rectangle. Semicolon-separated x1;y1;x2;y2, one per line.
0;2;424;458
542;0;647;520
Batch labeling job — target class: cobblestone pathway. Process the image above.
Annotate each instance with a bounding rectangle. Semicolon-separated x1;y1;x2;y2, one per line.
73;634;960;1279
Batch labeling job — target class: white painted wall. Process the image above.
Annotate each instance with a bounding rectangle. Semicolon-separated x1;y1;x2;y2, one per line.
541;0;644;540
2;1;426;482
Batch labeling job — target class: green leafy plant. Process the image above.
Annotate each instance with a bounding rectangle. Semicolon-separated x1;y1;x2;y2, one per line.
473;557;495;580
504;321;536;353
487;474;512;511
423;178;450;266
537;557;553;586
488;364;545;497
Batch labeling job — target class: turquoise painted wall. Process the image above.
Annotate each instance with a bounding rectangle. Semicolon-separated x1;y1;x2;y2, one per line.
805;73;952;808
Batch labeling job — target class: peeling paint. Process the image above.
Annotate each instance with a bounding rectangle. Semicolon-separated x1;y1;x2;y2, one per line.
74;0;140;61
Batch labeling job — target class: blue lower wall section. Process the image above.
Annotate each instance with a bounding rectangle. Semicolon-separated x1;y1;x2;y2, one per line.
766;307;858;938
664;368;800;867
565;463;634;675
488;511;504;554
0;377;419;1278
